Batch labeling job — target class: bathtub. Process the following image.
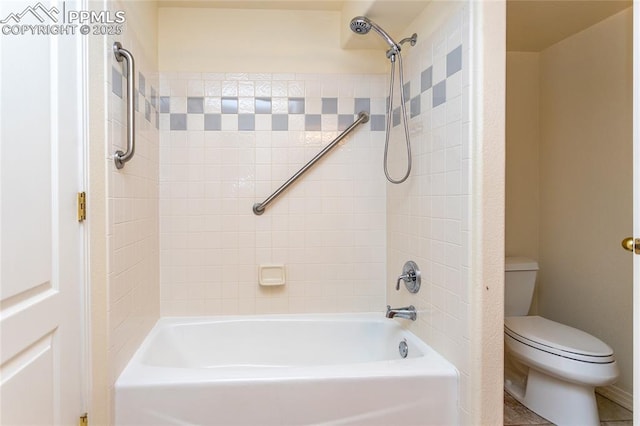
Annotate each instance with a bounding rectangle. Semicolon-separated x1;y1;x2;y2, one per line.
115;313;458;425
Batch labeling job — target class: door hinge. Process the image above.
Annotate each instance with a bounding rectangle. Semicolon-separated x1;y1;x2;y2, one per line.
79;413;88;426
77;192;86;222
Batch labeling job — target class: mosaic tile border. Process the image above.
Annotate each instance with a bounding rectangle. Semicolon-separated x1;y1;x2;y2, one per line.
161;95;386;132
158;43;463;132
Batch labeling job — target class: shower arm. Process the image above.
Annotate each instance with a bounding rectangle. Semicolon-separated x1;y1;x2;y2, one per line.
387;34;418;61
398;33;418;47
385;34;418;62
253;112;370;215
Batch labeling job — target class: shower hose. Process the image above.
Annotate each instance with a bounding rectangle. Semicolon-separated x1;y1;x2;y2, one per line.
383;50;412;184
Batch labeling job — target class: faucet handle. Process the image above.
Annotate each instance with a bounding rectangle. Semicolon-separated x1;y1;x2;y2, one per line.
396;273;409;290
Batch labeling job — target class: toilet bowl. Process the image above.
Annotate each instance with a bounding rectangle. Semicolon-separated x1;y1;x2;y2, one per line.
504;258;619;426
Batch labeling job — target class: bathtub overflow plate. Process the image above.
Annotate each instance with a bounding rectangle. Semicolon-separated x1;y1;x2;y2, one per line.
399;339;409;358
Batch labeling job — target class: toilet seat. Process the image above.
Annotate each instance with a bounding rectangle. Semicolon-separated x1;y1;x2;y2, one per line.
505;316;615;364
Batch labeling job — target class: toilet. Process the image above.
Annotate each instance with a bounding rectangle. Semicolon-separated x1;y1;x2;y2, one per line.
504;257;619;426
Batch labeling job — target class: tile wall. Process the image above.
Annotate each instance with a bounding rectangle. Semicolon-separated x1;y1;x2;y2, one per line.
386;3;472;421
106;2;160;387
158;73;388;315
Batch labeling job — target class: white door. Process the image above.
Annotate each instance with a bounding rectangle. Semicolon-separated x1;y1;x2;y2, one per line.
0;1;86;424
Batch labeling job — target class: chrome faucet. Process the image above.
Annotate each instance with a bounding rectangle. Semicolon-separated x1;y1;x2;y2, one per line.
386;305;417;321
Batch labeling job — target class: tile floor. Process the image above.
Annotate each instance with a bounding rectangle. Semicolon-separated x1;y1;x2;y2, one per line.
504;391;633;426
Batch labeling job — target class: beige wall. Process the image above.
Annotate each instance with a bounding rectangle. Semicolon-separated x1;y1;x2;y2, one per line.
469;1;506;423
158;7;384;73
506;52;539;261
538;8;633;396
506;7;633;398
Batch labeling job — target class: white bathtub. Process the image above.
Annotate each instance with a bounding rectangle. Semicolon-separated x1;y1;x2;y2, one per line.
115;313;458;425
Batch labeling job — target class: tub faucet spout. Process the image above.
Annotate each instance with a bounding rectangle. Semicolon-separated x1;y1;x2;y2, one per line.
386;305;417;321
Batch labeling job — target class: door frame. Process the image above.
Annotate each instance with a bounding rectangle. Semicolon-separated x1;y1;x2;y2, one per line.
79;6;90;413
633;0;639;417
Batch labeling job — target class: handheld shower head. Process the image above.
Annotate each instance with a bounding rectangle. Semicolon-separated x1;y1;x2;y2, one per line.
349;16;398;50
349;16;371;35
349;16;418;184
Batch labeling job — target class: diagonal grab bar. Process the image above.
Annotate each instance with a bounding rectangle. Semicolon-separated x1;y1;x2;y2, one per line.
253;111;370;215
113;42;135;170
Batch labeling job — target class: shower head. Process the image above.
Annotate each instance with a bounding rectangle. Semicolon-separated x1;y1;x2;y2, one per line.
349;16;399;50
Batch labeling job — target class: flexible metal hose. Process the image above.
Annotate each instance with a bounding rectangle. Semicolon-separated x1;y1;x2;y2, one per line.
383;51;412;184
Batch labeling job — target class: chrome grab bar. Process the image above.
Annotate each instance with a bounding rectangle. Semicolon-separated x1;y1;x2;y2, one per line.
253;111;369;215
113;42;135;170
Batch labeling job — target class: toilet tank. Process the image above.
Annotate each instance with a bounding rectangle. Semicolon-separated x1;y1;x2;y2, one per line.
505;257;539;316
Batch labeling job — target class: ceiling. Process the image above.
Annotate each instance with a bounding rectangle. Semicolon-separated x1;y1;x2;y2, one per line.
507;0;632;52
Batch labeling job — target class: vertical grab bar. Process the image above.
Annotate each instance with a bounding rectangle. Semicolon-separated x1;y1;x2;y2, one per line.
113;42;135;170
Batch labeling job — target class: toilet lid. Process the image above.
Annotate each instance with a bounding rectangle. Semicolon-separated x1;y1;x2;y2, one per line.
505;316;615;363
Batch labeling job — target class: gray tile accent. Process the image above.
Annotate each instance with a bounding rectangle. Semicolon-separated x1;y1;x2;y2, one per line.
402;82;410;102
272;114;288;131
238;114;255;131
410;96;421;118
204;114;221;131
145;100;151;121
370;114;386;131
222;97;238;114
170;113;187;131
447;45;463;77
160;89;440;131
187;97;204;114
421;67;433;92
322;98;337;114
305;114;321;131
155;111;159;129
338;114;355;131
354;98;370;114
134;92;139;112
255;97;272;114
112;67;122;98
392;107;401;127
160;96;171;113
151;87;157;108
288;97;305;114
433;80;446;107
138;72;146;96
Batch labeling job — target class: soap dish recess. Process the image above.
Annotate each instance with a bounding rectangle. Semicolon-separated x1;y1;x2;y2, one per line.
259;264;285;286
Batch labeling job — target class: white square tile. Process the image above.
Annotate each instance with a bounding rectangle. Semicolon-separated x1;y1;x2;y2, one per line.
187;79;204;97
204;80;221;97
187;115;204;131
221;115;238;131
